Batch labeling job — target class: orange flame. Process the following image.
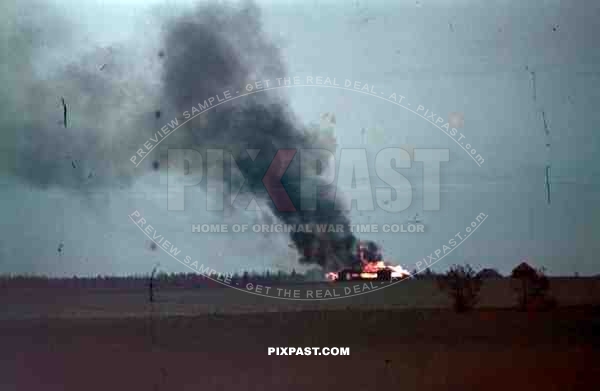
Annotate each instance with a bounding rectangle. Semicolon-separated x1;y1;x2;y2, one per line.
325;261;410;281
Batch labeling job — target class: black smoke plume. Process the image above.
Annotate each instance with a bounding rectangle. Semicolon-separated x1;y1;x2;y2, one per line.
1;0;358;272
161;2;356;271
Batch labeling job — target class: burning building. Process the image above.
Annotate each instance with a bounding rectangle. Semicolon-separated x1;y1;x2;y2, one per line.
326;240;411;282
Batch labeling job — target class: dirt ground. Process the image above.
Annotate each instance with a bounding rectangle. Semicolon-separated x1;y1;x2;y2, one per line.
1;306;599;390
2;278;599;320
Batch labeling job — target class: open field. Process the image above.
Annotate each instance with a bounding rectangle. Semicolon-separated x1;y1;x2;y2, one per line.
1;307;599;390
1;278;599;390
1;278;599;319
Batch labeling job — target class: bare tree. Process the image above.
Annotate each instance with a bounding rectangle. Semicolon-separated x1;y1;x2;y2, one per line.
437;264;483;313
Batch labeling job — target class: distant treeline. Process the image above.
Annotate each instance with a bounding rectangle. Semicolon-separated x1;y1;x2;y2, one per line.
0;267;594;290
0;270;319;289
0;267;507;289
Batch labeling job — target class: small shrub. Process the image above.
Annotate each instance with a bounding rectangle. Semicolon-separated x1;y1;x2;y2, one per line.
437;264;483;313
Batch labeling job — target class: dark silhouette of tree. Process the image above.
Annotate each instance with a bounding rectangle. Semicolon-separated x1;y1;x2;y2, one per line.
437;264;483;313
511;262;553;311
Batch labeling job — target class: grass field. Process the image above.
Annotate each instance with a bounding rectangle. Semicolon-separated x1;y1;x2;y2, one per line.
1;279;599;390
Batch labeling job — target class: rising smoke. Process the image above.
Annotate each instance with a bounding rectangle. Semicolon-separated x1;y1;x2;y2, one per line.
161;1;357;271
1;0;169;191
1;0;358;272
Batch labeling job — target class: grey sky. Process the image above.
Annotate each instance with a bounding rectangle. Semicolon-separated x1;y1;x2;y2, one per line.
1;0;598;277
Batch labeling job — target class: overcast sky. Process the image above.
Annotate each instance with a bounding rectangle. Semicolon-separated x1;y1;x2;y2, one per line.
1;0;598;277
